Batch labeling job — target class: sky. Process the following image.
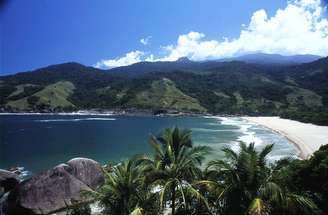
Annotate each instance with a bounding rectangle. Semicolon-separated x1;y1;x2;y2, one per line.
1;0;328;74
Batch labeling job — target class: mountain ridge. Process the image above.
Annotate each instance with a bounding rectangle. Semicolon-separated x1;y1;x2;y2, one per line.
217;53;321;65
106;53;322;76
1;55;328;124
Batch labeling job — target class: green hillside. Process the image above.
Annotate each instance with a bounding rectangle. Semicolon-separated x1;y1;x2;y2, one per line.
127;78;206;112
286;87;322;108
1;57;328;124
6;81;76;111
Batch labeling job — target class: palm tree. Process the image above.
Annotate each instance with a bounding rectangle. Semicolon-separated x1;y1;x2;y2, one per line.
87;156;160;215
206;142;318;215
141;127;212;215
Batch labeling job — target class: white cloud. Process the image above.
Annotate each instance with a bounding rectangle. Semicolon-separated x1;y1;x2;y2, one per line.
94;0;328;68
160;0;328;61
93;51;144;69
140;36;152;45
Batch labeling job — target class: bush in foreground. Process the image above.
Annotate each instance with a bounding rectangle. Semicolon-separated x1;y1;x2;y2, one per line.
83;127;326;215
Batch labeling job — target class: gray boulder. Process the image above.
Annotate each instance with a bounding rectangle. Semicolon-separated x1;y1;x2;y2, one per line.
67;158;104;189
5;158;104;215
0;170;20;194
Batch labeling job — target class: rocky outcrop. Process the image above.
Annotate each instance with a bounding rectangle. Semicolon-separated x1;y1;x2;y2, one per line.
0;170;20;194
67;158;104;189
4;158;104;215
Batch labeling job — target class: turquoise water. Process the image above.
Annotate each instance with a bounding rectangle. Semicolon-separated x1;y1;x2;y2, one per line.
0;114;297;176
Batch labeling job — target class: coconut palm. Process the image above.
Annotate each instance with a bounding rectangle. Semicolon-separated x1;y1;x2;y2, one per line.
66;204;91;215
88;156;160;215
206;142;318;215
141;127;212;215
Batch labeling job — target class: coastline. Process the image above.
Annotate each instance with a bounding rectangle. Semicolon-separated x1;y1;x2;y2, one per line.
0;109;211;117
2;111;325;160
243;116;328;159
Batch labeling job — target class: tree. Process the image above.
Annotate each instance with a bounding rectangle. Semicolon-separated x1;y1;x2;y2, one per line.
66;204;91;215
206;142;318;215
88;156;160;215
141;127;211;215
27;95;39;106
273;145;328;214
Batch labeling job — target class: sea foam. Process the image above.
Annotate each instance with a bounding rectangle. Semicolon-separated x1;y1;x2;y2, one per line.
35;118;116;122
215;116;296;162
218;117;263;146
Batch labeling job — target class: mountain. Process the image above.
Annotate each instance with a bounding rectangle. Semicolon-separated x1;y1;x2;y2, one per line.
107;57;199;76
107;54;322;77
1;56;328;124
218;53;321;65
175;57;193;63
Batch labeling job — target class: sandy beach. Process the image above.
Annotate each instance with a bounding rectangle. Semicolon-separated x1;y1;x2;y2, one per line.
244;117;328;159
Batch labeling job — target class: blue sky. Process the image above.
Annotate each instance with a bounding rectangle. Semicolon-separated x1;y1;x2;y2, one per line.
1;0;328;74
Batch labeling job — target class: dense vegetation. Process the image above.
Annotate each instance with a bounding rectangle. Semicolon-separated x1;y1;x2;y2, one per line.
73;127;327;215
1;56;328;124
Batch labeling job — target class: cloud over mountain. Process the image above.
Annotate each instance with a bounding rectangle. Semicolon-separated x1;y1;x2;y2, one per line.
95;0;328;68
94;51;145;69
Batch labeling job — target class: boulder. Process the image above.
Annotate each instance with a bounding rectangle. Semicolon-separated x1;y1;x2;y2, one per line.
5;158;104;215
67;158;104;189
0;170;20;193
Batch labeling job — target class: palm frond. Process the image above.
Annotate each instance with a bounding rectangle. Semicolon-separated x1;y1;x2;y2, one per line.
259;144;274;166
159;179;174;209
177;180;187;207
259;182;283;204
145;169;170;184
130;207;144;215
248;197;267;215
222;147;238;161
184;184;210;211
149;135;164;158
286;193;318;215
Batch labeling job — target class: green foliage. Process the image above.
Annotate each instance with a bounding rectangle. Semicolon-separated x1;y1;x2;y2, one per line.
141;127;211;215
204;142;318;215
273;145;328;214
80;127;327;215
27;95;39;106
7;85;43;101
1;58;328;124
66;204;91;215
88;156;161;215
5;81;76;111
0;85;16;104
127;78;206;112
280;110;328;125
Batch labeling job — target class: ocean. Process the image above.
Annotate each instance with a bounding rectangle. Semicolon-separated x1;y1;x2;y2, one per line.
0;114;297;177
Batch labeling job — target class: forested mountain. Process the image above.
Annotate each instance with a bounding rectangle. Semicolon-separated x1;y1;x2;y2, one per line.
1;55;328;124
218;53;321;65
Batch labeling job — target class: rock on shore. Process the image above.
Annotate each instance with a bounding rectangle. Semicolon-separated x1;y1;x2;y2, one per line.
4;158;104;215
0;170;20;195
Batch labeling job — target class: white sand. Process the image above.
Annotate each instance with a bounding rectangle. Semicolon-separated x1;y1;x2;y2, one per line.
243;117;328;159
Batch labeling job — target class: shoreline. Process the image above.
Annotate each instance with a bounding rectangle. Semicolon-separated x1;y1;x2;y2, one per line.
0;109;212;117
2;112;325;159
243;116;328;159
246;119;304;159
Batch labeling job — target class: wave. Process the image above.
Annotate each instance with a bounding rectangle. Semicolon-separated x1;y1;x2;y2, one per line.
56;111;115;116
7;166;32;180
17;167;32;180
218;117;264;146
0;111;115;116
202;116;297;161
238;124;263;146
217;117;299;162
192;128;237;132
35;118;116;122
